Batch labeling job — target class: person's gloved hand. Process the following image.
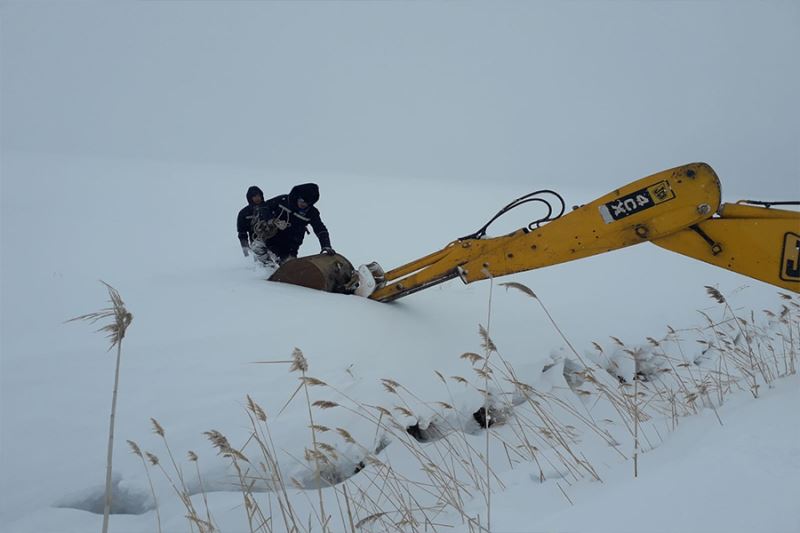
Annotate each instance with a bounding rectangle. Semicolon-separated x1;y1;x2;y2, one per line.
241;246;250;257
321;247;335;256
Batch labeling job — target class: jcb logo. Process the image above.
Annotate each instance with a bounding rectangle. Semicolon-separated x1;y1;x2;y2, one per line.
782;232;800;282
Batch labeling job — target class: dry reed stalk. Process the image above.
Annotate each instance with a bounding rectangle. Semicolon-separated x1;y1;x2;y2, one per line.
204;429;257;532
127;440;162;533
633;374;639;478
150;417;197;516
342;483;357;533
146;451;202;533
67;281;132;533
480;274;496;531
708;286;771;394
244;409;300;532
187;451;216;533
500;281;588;367
290;348;328;531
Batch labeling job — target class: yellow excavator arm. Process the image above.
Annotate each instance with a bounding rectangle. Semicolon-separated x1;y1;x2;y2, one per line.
652;201;799;291
367;163;799;302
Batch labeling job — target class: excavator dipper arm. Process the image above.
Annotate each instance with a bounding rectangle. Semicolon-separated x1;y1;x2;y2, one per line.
368;163;799;302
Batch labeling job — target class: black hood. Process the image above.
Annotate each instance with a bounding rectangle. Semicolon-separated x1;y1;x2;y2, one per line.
288;183;320;207
246;185;264;205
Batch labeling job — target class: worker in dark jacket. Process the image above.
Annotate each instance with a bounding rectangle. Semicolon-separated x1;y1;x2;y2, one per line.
237;186;264;257
251;183;334;265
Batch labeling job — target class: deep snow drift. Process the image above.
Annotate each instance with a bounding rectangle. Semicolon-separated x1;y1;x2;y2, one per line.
2;152;798;533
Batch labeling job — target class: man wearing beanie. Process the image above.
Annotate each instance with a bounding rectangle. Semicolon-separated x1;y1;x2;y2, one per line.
249;183;334;266
236;185;264;256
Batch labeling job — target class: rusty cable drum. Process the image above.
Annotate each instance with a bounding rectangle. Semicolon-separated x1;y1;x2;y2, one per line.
268;253;357;294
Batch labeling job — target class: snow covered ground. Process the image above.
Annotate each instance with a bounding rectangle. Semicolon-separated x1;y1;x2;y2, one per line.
2;152;798;533
2;2;799;532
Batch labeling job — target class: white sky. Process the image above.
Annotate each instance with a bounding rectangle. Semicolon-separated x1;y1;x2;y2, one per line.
2;1;799;198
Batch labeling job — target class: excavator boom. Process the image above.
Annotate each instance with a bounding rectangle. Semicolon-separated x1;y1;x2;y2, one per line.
652;202;800;291
371;163;733;301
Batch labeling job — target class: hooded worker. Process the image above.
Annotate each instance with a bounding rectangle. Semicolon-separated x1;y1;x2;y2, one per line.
236;185;264;256
250;183;334;265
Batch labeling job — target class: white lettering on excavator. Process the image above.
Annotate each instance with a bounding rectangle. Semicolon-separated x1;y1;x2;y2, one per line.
609;195;652;219
600;181;675;223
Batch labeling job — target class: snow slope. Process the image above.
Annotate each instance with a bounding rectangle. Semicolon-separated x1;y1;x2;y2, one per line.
2;152;798;532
